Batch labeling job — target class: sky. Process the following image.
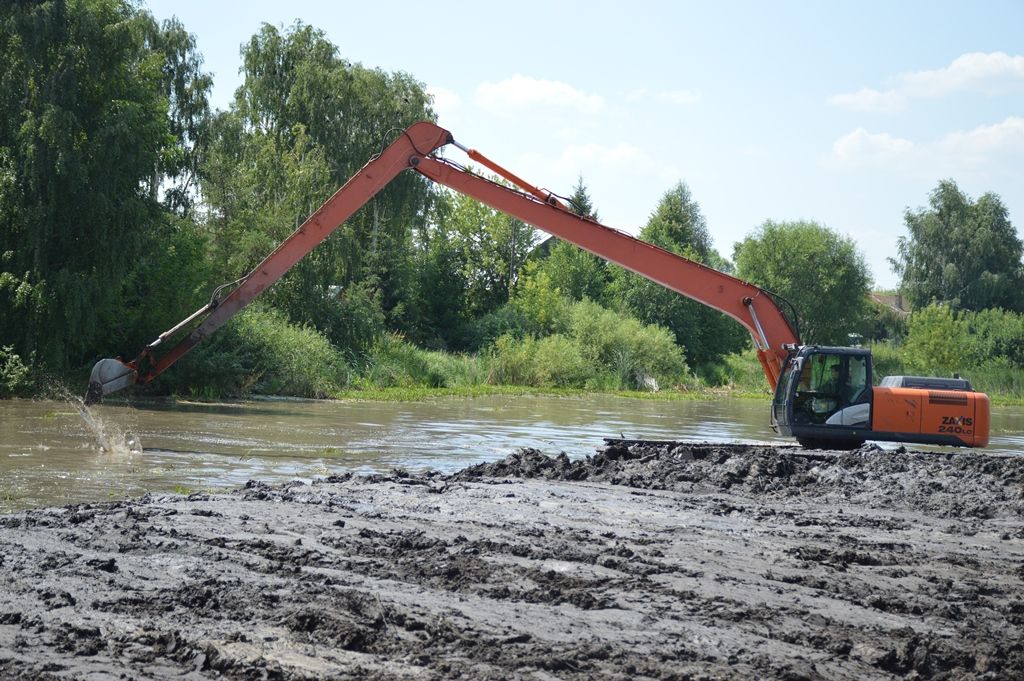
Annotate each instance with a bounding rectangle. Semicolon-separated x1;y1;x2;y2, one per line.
145;0;1024;290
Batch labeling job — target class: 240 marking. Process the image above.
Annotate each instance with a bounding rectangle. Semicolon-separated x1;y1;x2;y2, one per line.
938;415;973;435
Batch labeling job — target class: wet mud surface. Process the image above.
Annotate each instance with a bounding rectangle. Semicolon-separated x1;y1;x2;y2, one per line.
1;441;1023;679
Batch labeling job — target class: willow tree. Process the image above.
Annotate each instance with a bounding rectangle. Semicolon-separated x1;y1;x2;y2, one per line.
203;22;436;346
144;15;213;217
0;0;209;368
891;180;1022;313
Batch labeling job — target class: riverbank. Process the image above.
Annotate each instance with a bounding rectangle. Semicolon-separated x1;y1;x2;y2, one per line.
37;350;1024;407
10;336;1024;406
1;441;1021;679
282;381;1023;406
325;383;768;403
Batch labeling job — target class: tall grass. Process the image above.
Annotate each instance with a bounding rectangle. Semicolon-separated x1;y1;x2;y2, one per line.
962;360;1024;401
162;306;351;398
487;334;593;387
709;350;773;396
354;333;487;389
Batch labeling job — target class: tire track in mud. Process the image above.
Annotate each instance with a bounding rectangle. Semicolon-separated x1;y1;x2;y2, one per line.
1;442;1022;679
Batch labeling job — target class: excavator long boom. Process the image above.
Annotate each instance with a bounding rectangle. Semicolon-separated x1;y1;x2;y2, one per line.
412;151;800;387
86;122;799;403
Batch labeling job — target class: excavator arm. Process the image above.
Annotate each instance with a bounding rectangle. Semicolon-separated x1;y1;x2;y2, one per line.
411;152;799;387
86;122;799;403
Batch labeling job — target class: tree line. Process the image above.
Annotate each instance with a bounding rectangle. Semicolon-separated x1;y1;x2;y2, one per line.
1;1;1022;398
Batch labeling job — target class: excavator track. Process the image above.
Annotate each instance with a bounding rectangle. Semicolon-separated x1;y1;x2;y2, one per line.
602;438;1019;460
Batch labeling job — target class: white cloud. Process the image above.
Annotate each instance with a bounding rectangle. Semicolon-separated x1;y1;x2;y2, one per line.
831;128;914;165
655;89;703;105
426;86;461;119
827;52;1024;111
475;74;604;115
827;87;906;113
900;51;1024;97
938;116;1024;166
829;116;1024;171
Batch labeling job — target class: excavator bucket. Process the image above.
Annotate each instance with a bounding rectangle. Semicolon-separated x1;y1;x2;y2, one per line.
84;358;137;405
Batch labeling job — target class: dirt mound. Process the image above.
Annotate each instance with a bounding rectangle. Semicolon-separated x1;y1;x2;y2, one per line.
454;441;1024;518
1;442;1022;679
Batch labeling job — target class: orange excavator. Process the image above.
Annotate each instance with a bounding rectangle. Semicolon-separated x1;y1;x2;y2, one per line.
85;122;989;449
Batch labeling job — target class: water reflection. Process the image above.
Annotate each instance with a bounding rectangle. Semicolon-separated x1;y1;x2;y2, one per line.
0;395;1020;511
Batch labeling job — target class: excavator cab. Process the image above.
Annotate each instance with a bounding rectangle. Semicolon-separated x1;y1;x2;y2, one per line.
772;346;874;449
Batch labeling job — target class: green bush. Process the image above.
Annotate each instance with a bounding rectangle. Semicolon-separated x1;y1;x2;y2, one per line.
863;298;908;342
487;333;592;387
902;303;1024;375
531;335;593;387
486;334;539;386
510;264;571;336
486;299;688;390
0;345;32;397
357;333;488;389
903;304;968;374
161;306;350;398
873;305;1024;400
359;332;442;388
458;304;530;351
419;351;488;388
962;307;1024;366
567;300;686;389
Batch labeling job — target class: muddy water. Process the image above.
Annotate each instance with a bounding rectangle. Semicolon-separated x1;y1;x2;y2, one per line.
1;395;1021;511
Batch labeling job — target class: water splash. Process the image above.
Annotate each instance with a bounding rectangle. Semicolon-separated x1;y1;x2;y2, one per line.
74;398;143;456
46;382;144;456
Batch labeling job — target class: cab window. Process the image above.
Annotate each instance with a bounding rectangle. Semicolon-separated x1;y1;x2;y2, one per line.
774;357;800;405
791;353;865;425
846;355;869;404
804;354;842;394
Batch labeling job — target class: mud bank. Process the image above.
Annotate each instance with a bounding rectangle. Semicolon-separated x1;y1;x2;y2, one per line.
1;442;1022;680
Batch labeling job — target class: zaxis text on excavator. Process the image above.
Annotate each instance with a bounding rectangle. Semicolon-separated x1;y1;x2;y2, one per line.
86;122;989;450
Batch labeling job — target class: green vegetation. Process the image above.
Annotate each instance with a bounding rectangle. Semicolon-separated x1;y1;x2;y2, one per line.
162;307;350;399
0;1;207;369
1;3;1021;406
873;304;1024;403
607;182;747;366
892;180;1023;313
488;299;687;390
0;345;31;398
734;220;872;345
